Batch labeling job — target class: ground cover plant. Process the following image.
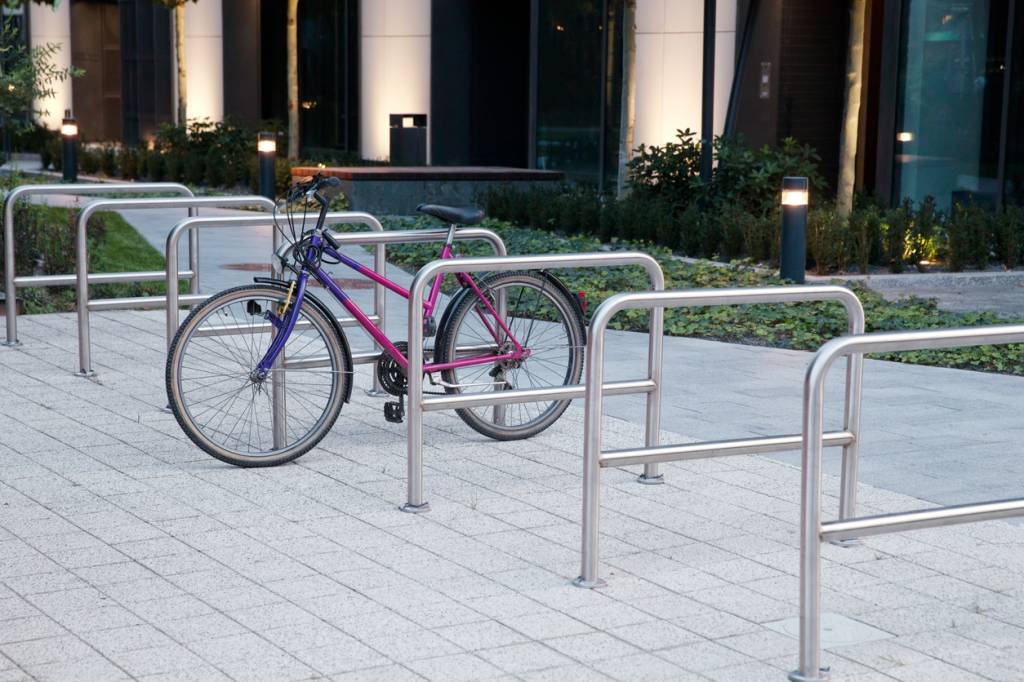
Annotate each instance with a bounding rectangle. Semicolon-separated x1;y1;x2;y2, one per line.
374;216;1024;376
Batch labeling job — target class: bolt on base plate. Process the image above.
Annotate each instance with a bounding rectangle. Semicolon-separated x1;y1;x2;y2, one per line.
572;576;607;589
637;473;665;485
399;502;431;514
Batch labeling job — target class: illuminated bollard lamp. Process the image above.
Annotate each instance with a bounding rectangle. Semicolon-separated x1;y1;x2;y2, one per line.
60;110;78;183
780;176;809;284
257;132;276;200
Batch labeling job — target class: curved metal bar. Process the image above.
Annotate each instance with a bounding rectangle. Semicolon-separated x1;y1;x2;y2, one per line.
75;196;276;375
405;251;666;513
795;323;1024;682
164;211;385;350
577;285;866;589
3;182;193;345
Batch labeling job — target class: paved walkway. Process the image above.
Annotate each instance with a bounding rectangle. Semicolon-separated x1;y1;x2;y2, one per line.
1;309;1023;681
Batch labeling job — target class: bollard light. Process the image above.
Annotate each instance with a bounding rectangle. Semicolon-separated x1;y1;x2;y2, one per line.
61;110;78;183
779;176;808;283
257;132;276;199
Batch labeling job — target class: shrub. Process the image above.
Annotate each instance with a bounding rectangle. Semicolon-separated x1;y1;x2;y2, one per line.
117;147;139;179
850;203;881;274
908;195;941;271
807;201;849;275
707;136;824;218
0;204;105;278
146;150;166;182
79;146;101;175
627;128;701;208
883;199;911;273
946;202;991;271
100;145;117;176
995;205;1024;268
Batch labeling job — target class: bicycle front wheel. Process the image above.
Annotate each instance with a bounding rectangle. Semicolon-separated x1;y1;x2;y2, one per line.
435;271;585;440
166;284;349;467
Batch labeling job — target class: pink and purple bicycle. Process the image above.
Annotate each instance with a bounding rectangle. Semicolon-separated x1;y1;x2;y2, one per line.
166;174;585;466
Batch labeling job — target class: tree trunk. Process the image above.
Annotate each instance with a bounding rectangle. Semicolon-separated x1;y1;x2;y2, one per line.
287;0;300;161
175;3;187;124
615;0;637;200
836;0;867;217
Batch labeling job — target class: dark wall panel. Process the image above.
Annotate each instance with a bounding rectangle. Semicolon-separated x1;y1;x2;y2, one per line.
223;0;261;125
119;0;172;145
779;0;848;189
431;0;530;167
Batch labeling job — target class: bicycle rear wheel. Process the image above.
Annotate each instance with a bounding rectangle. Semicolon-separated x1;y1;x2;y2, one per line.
166;284;349;467
434;271;585;440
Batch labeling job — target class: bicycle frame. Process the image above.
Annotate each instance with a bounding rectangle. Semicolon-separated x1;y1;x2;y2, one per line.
255;233;526;377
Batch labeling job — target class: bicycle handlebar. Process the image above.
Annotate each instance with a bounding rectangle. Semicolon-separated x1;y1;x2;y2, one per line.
285;174;343;205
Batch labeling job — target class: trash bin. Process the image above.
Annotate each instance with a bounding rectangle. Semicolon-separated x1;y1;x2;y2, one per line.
389;114;427;165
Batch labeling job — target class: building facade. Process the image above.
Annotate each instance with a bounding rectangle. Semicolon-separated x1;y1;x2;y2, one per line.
22;0;1021;207
26;0;737;190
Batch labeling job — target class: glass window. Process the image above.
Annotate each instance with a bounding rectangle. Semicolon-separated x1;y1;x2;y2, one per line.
1002;5;1024;205
893;0;1007;209
536;0;621;188
298;0;358;157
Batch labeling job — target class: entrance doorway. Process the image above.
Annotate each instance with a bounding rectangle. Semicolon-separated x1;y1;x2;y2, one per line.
431;1;530;167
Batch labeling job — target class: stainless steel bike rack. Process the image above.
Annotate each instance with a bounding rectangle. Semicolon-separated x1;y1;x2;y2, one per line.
404;252;667;514
3;182;194;346
576;286;866;589
793;323;1024;682
73;196;277;376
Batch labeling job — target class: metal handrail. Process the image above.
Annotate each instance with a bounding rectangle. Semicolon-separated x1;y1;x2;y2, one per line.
164;211;386;349
74;196;276;375
575;285;866;589
404;252;667;513
793;323;1024;682
3;182;194;346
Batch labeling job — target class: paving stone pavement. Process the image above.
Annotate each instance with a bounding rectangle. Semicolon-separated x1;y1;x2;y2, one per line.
1;311;1024;681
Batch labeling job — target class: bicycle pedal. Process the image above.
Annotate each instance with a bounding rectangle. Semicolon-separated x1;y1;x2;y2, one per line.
384;400;405;423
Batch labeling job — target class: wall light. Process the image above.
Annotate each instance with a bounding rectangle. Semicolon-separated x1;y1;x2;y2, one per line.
897;131;913;143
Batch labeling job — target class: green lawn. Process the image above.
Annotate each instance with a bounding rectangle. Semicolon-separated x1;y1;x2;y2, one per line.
19;209;183;314
377;216;1024;376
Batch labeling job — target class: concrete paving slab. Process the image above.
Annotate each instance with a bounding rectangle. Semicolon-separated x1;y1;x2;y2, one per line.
1;310;1023;680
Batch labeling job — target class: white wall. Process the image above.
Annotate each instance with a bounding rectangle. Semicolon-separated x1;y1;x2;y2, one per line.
180;0;224;123
27;3;73;129
634;0;736;149
359;0;431;161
